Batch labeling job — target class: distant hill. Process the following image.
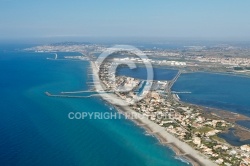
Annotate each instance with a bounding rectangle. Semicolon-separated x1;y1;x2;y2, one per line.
50;42;92;46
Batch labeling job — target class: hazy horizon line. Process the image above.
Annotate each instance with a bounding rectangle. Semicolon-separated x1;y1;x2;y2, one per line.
1;36;250;45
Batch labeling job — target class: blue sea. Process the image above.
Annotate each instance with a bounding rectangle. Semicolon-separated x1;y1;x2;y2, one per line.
0;47;188;166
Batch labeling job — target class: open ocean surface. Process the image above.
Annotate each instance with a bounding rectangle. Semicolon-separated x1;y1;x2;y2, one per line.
0;47;188;166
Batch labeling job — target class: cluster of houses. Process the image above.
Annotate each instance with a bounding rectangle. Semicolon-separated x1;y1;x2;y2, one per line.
99;61;250;166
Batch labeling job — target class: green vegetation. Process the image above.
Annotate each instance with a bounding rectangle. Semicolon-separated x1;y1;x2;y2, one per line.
194;126;213;133
184;132;192;140
210;135;227;144
163;123;179;128
233;67;244;70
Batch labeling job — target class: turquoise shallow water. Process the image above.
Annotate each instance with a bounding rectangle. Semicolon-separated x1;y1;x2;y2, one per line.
0;50;188;166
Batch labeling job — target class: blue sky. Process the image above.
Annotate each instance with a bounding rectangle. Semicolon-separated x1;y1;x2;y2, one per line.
0;0;250;40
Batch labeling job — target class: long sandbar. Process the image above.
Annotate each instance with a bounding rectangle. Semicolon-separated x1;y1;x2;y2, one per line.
90;61;217;166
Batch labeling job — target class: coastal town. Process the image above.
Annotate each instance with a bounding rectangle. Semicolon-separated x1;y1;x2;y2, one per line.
3;1;250;166
26;42;250;75
97;60;250;166
26;43;250;166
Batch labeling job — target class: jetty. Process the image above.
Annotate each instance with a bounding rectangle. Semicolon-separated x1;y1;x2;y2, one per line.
172;91;191;94
46;53;58;60
61;90;95;94
45;92;99;98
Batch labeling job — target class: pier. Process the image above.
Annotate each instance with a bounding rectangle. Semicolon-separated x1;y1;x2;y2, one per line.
172;91;191;94
60;89;112;94
46;53;58;60
45;92;99;98
61;90;96;94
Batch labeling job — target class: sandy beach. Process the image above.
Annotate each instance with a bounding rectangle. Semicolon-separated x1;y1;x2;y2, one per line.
90;61;217;166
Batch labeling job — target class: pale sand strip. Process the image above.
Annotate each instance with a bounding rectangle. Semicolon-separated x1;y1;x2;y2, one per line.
90;61;217;166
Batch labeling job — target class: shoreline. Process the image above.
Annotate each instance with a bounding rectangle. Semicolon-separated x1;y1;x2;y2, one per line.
175;95;250;131
195;70;250;78
90;61;217;166
172;91;250;145
177;95;250;121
